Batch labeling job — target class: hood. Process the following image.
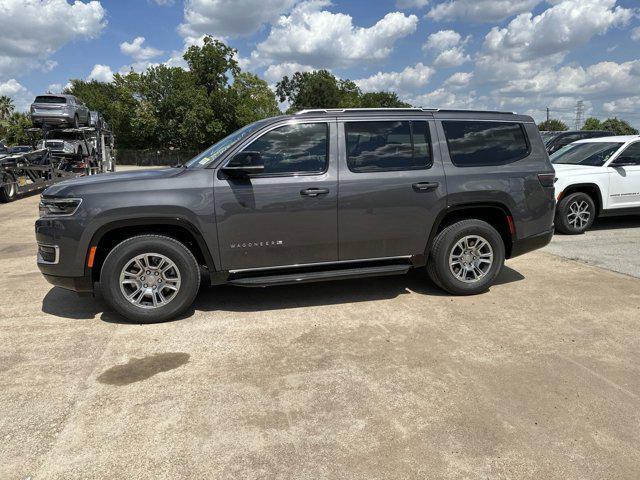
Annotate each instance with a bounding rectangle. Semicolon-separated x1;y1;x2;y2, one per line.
43;167;183;197
552;163;606;176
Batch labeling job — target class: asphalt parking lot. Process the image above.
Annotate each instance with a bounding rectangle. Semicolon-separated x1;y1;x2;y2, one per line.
1;172;640;479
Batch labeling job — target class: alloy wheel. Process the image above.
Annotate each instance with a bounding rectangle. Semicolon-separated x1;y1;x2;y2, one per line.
119;253;181;309
449;235;494;283
567;200;591;229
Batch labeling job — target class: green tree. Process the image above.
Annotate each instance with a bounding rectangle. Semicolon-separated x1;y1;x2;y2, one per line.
183;37;239;95
276;70;346;111
336;79;362;108
231;72;280;126
0;95;14;121
360;91;412;108
538;119;568;131
600;117;639;135
3;112;33;145
581;117;602;131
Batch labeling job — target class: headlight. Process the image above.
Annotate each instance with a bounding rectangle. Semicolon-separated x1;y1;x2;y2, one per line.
39;197;82;217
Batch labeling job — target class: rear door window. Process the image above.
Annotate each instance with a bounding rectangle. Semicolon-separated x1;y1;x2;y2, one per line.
345;121;432;172
442;120;530;167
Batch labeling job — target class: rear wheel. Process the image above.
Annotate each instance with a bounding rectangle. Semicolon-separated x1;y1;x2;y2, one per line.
100;235;201;323
0;176;17;203
427;219;505;295
555;192;595;235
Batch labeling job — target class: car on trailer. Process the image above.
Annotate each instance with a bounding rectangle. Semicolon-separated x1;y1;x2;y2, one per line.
30;94;91;128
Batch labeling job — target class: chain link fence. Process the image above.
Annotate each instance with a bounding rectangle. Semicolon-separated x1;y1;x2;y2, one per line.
116;149;199;166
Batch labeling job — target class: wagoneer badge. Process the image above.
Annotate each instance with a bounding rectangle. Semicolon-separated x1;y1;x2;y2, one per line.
230;240;284;249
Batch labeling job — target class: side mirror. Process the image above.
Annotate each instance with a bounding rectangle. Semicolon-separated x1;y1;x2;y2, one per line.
222;151;264;175
611;156;637;168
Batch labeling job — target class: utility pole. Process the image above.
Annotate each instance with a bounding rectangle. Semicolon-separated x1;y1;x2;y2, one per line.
574;100;584;130
546;107;550;123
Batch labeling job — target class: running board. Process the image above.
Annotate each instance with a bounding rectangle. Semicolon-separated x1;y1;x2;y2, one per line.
228;264;411;287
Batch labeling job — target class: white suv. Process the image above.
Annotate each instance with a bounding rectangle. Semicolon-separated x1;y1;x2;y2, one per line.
552;135;640;234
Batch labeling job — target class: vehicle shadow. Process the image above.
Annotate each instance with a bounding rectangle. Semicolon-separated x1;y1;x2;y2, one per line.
590;215;640;231
41;265;524;323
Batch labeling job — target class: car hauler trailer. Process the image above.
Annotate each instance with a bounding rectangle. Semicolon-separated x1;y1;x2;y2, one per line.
0;126;115;203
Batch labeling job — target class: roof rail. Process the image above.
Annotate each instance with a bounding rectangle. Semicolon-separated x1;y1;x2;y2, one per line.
295;108;437;115
295;107;516;115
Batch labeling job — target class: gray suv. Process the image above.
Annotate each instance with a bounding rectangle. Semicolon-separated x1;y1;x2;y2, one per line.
36;108;556;323
30;94;90;128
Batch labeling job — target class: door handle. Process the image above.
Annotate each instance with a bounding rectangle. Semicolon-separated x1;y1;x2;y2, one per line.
412;182;439;192
300;187;330;197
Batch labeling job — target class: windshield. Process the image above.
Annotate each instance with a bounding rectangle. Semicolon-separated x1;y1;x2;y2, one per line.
184;119;271;168
540;132;557;144
551;142;623;166
48;132;83;140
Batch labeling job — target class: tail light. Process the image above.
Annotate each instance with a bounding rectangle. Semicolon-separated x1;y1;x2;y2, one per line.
537;173;556;188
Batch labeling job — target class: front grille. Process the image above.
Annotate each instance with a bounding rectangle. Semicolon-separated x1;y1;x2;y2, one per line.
38;244;59;264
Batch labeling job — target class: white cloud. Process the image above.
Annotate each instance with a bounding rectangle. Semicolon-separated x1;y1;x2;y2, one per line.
253;0;418;68
444;71;473;87
424;30;463;51
355;63;434;94
632;26;640;42
0;78;34;111
423;30;469;68
87;64;114;82
47;83;63;93
434;48;470;67
0;0;106;79
42;60;58;73
483;0;633;63
152;0;174;4
498;60;640;97
396;0;429;9
603;96;640;113
178;0;298;40
408;88;487;110
263;62;316;83
120;37;163;61
427;0;543;22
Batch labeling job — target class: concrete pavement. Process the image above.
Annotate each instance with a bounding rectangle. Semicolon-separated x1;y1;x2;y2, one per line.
1;187;640;479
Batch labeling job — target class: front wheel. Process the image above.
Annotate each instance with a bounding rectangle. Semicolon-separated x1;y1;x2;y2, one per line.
555;192;595;235
100;235;201;323
427;219;505;295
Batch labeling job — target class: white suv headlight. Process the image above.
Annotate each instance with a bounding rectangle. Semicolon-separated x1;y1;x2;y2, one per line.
39;197;82;217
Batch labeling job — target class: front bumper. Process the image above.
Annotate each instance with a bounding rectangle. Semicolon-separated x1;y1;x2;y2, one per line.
510;228;554;258
36;217;94;294
42;273;94;294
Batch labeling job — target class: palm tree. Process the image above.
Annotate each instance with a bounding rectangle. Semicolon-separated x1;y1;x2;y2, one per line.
0;95;14;121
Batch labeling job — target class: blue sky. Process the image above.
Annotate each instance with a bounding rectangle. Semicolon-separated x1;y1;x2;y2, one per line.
1;0;640;127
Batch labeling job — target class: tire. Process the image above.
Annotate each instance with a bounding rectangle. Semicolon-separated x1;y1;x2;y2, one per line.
555;192;595;235
427;219;505;296
0;176;17;203
100;235;201;323
73;114;79;128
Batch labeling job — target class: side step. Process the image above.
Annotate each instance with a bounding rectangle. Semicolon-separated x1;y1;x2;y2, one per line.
228;264;411;287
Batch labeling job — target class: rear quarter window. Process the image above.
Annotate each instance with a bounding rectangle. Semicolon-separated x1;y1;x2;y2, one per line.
442;120;530;167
